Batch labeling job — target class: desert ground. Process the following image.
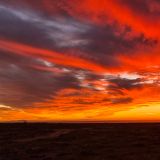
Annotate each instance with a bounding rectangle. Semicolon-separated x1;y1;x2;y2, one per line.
0;123;160;160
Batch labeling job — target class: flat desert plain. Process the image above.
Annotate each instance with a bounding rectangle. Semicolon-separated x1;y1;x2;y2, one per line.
0;123;160;160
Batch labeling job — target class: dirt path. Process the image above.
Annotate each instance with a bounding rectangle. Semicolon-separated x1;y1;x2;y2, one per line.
16;129;73;142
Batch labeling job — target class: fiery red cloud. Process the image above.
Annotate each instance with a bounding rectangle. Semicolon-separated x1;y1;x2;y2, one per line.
0;0;160;122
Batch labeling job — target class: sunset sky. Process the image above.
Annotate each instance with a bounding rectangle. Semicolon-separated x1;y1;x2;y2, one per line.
0;0;160;122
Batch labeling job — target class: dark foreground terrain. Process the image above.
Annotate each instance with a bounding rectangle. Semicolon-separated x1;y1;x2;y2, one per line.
0;123;160;160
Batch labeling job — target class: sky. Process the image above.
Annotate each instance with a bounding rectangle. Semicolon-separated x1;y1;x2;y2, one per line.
0;0;160;122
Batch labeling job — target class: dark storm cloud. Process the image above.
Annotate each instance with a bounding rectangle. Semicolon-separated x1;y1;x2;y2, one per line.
108;77;142;90
0;51;80;107
81;24;157;66
0;50;43;67
110;97;133;104
102;97;133;104
0;4;157;69
120;0;149;13
71;96;133;105
120;0;160;15
0;4;90;48
0;5;48;48
102;77;143;97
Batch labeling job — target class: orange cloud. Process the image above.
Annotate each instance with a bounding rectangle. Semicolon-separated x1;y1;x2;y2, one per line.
0;39;107;72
